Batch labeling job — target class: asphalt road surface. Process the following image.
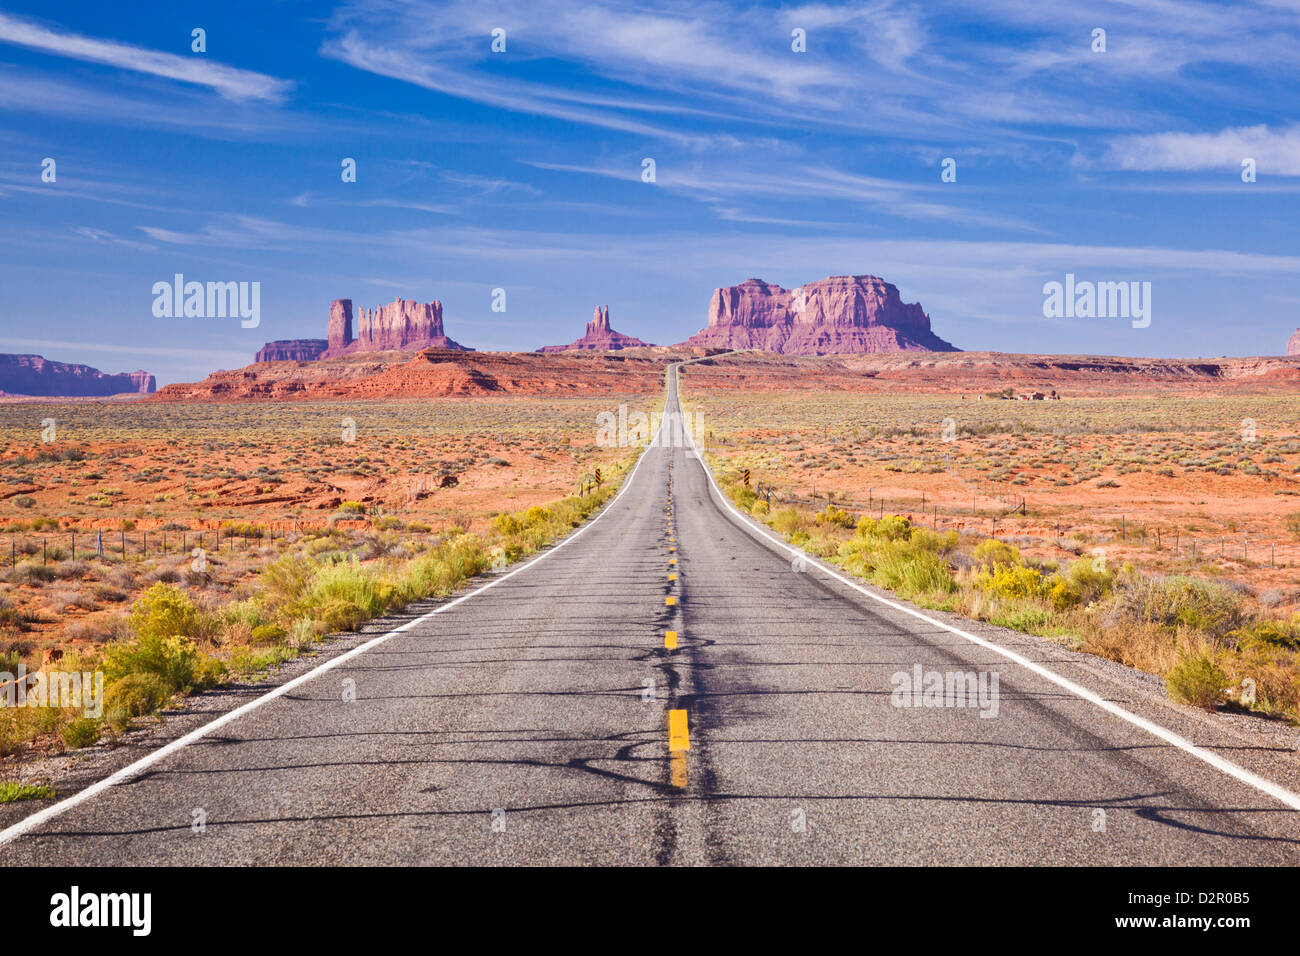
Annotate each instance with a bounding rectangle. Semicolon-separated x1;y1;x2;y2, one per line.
3;364;1300;865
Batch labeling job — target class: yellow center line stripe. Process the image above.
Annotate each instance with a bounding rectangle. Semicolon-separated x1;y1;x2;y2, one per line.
670;752;687;788
665;596;675;606
664;630;678;650
668;709;690;751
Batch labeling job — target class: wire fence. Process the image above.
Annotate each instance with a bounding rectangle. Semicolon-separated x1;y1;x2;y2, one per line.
4;522;312;568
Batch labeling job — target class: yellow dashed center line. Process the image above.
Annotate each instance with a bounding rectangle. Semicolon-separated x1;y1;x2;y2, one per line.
668;709;690;751
668;572;677;581
670;752;688;788
665;596;676;606
664;630;678;650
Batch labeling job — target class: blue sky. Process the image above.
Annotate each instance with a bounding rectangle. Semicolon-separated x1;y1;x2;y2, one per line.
0;0;1297;384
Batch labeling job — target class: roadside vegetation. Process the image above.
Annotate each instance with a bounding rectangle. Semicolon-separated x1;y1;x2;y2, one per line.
0;461;632;760
715;467;1300;723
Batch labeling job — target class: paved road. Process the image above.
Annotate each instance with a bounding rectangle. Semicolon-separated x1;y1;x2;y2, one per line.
3;365;1300;864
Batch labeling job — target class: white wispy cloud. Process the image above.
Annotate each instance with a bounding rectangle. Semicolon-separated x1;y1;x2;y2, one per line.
522;158;1042;231
0;12;293;102
1106;124;1300;176
323;0;1300;147
72;226;156;252
138;216;351;248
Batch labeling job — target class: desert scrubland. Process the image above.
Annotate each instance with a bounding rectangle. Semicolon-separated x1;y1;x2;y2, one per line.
680;355;1300;722
0;394;645;761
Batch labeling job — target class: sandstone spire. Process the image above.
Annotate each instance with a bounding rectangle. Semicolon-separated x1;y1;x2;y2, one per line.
539;305;654;352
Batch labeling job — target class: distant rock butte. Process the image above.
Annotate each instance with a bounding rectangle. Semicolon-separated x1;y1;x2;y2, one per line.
1288;329;1300;356
538;306;655;352
322;298;470;357
255;339;327;363
0;354;154;397
679;275;958;354
147;349;672;403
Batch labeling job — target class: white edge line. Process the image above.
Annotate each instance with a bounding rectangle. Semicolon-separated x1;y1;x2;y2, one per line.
675;364;1300;814
0;426;659;848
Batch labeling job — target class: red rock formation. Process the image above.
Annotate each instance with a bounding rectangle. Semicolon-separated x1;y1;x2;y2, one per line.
0;354;155;396
322;298;469;357
327;299;353;353
255;339;327;363
679;275;958;354
145;349;671;403
538;305;655;352
1288;329;1300;356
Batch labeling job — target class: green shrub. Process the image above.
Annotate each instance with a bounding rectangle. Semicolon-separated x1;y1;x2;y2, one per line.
251;623;286;644
909;528;957;553
1166;653;1227;710
399;534;489;601
816;504;855;528
973;538;1020;569
305;559;393;633
1062;557;1115;604
973;563;1049;600
870;545;956;597
103;634;213;694
104;672;170;729
60;717;100;749
129;582;200;641
258;555;315;616
0;780;55;803
986;604;1054;632
856;514;911;540
1228;619;1300;653
771;508;807;536
288;616;319;648
1104;576;1245;642
220;521;268;538
491;513;523;536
